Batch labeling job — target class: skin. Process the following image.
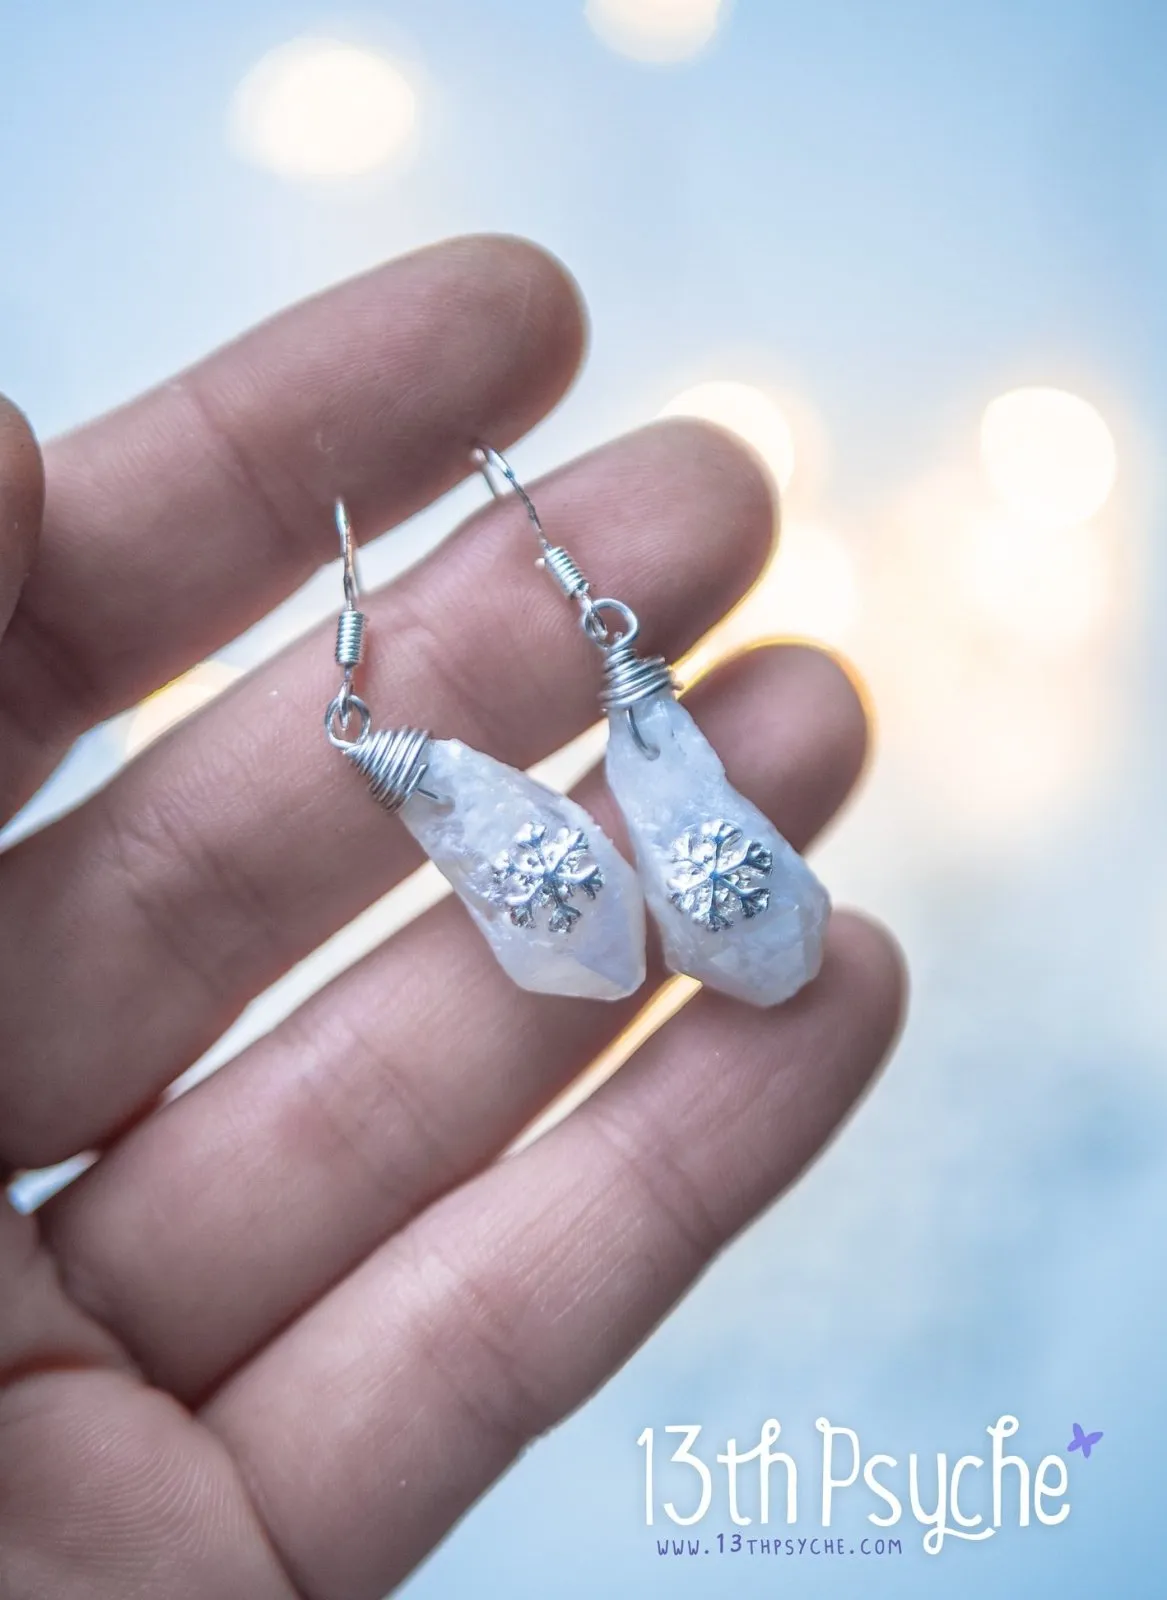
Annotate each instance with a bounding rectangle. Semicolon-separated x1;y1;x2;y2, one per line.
0;235;905;1600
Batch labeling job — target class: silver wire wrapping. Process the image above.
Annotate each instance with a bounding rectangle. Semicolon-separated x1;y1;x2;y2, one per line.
342;725;433;813
585;597;677;758
599;635;677;713
597;631;678;759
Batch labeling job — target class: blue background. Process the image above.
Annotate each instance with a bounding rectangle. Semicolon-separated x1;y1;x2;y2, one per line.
2;2;1164;1595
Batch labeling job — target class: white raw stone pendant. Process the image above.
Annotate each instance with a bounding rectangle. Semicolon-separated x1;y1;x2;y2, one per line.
397;739;646;1001
605;691;830;1007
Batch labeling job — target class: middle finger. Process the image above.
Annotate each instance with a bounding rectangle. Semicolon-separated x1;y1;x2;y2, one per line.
0;422;771;1170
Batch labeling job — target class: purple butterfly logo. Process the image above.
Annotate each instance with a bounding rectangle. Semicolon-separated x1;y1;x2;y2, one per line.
1068;1423;1103;1459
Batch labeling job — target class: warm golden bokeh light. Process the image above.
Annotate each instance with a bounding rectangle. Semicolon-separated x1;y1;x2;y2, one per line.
230;38;417;180
125;662;242;756
585;0;728;62
861;467;1123;845
770;521;859;644
660;380;796;493
980;386;1117;529
728;522;858;650
683;520;858;685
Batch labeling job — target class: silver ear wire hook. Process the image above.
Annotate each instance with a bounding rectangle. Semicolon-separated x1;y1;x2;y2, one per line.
473;445;548;547
327;497;370;746
336;497;361;609
324;497;438;806
473;445;677;758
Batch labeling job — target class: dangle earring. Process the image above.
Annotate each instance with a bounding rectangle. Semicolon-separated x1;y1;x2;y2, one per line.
324;499;646;1000
474;447;829;1008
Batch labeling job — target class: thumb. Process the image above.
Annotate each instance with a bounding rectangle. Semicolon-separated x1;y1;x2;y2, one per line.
0;396;44;640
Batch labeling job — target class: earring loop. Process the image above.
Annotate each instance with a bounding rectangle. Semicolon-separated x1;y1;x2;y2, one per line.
324;692;372;750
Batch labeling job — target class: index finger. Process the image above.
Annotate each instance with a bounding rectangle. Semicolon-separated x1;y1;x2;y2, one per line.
0;235;583;812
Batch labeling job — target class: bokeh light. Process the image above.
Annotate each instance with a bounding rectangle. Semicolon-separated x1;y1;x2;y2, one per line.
684;519;859;686
878;643;1108;841
980;386;1117;529
771;520;860;643
230;38;417;180
960;515;1111;650
585;0;729;63
862;467;1123;844
660;379;796;493
125;661;242;756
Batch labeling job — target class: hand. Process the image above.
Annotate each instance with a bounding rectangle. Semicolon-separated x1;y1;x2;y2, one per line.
0;237;904;1599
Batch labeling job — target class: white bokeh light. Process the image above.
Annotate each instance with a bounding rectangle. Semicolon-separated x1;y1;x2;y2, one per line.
660;380;797;493
898;660;1105;839
980;386;1117;529
230;38;417;180
586;0;729;63
960;515;1111;650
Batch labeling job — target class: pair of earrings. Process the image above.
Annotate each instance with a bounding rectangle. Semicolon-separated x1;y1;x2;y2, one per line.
324;446;829;1008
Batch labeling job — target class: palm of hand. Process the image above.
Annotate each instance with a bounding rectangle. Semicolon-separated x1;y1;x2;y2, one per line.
0;238;902;1599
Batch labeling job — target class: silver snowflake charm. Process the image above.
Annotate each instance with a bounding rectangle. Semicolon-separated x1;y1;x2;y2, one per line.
666;818;772;932
490;822;606;934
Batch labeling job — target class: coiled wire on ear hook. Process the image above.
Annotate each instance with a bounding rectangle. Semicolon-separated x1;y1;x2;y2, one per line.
472;446;677;758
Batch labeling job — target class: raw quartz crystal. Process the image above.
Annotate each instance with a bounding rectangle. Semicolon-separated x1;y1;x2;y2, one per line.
605;690;830;1007
399;739;646;1001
